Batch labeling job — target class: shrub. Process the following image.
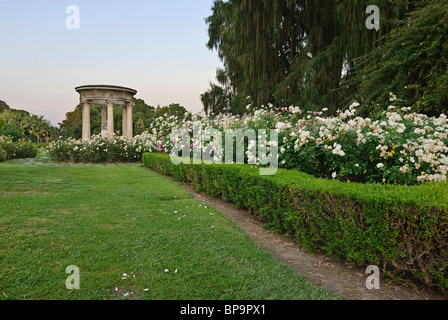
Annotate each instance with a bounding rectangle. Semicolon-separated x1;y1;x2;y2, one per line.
251;102;447;185
281;103;448;185
143;152;448;293
139;101;447;186
0;122;26;141
0;146;6;162
14;140;38;159
54;99;448;186
48;135;145;163
0;136;38;160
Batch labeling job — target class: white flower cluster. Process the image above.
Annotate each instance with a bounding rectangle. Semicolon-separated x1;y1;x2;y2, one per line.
49;100;448;184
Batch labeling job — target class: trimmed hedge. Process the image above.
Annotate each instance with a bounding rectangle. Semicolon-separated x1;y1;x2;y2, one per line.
143;153;448;293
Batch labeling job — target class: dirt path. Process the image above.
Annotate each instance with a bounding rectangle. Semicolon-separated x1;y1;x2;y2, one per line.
173;180;446;301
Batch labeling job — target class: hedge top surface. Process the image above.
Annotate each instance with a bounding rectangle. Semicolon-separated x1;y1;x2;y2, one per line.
269;168;448;209
144;153;448;209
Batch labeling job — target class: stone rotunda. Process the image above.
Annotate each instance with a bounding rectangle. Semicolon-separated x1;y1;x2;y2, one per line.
75;85;138;141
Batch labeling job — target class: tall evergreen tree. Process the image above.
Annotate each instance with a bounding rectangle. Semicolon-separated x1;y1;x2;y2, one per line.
339;0;448;116
204;0;413;115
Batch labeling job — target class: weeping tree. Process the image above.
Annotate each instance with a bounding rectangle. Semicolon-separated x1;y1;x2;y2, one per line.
278;0;413;114
201;67;234;115
339;0;448;116
205;0;301;113
204;0;413;115
201;83;231;115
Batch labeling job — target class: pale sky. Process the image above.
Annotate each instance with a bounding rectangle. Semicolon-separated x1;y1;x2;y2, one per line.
0;0;221;126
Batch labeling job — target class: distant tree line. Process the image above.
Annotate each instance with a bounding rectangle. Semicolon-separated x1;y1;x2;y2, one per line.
202;0;447;117
0;98;190;142
0;99;59;142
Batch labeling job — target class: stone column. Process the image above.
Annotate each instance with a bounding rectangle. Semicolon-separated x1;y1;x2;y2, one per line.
82;101;91;141
107;101;114;139
122;106;128;139
101;106;107;138
126;101;133;140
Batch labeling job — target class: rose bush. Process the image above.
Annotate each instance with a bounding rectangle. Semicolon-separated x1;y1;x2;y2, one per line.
0;136;38;161
48;135;144;163
49;99;448;186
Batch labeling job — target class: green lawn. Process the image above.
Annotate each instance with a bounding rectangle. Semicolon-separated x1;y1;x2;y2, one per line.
0;157;337;300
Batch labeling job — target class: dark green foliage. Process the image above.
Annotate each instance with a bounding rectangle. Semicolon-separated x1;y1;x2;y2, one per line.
143;152;448;293
59;103;124;140
0;100;10;113
134;118;146;135
341;0;448;116
0;138;38;161
58;105;82;139
1;105;58;142
203;0;429;115
48;138;142;163
154;103;188;120
201;82;232;115
0;122;26;141
133;98;156;129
